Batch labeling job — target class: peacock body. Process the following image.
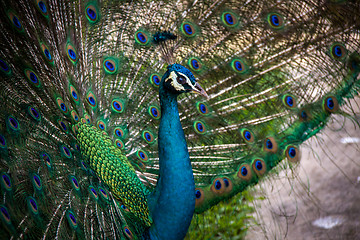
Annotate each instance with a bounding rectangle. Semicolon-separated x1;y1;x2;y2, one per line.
0;0;359;239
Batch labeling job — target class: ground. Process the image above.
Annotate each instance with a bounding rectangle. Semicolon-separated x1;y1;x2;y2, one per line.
246;98;360;240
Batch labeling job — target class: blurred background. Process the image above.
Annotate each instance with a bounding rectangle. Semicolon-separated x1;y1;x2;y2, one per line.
186;97;360;240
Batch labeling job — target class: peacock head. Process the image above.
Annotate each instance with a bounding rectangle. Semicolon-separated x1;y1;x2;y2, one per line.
161;64;208;98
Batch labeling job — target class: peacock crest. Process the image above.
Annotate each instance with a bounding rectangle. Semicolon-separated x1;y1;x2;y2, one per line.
0;0;359;239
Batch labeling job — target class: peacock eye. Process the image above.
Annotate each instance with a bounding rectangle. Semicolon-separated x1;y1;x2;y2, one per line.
177;75;186;84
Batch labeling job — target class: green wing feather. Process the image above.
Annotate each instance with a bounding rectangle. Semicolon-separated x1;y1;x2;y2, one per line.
0;0;359;239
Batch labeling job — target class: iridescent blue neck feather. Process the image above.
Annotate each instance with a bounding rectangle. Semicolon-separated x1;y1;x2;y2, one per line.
148;73;195;240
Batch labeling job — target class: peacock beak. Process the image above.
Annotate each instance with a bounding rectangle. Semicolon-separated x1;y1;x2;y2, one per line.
191;82;208;98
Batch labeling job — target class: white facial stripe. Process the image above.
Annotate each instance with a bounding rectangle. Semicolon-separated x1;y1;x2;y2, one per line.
166;71;193;92
181;72;194;88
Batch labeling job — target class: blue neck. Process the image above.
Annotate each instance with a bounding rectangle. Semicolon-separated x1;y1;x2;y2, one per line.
148;87;195;240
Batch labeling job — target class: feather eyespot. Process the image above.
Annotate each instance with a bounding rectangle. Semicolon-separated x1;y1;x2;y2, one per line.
29;72;38;83
243;131;252;141
215;180;221;190
113;101;121;111
97;120;106;131
195;189;202;199
148;106;161;119
191;59;199;69
44;49;51;60
120;204;130;212
301;110;307;120
41;153;52;169
196;102;209;115
7;12;23;31
66;211;78;229
1;173;11;191
211;178;225;194
84;114;91;123
221;12;239;28
32;174;42;190
69;85;79;102
89;186;99;200
194;121;206;134
56;98;69;114
12;16;21;29
285;145;301;163
104;60;115;72
223;177;233;193
7;116;19;131
70;176;80;191
264;137;278;153
142;130;155;144
27;197;39;215
252;158;267;176
135;31;150;45
0;59;11;74
240;128;255;143
299;109;311;122
58;120;68;132
115;139;124;150
0;135;6;148
195;188;205;207
87;92;97;108
241;166;248;176
40;43;53;64
99;187;109;200
111;99;124;113
66;43;78;64
282;94;297;109
330;43;347;60
231;59;247;73
237;164;252;181
323;96;339;113
114;127;124;138
74;144;80;151
71;111;79;122
0;205;11;224
181;22;197;37
285;96;293;107
25;69;41;87
28;106;41;121
61;145;72;158
124;226;133;240
267;13;284;29
36;1;48;15
137;150;149;162
188;57;202;72
224;13;234;25
103;58;118;74
68;49;76;60
85;4;99;23
150;73;161;87
137;32;147;43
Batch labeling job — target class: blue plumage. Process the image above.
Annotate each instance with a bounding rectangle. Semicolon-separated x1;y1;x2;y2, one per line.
0;1;359;239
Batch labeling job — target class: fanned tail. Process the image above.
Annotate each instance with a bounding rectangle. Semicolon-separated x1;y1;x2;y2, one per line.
0;0;359;239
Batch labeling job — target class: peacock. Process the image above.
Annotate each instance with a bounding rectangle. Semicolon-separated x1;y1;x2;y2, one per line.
0;0;359;239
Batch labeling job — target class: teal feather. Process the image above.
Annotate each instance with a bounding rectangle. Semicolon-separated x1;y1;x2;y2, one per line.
0;0;359;239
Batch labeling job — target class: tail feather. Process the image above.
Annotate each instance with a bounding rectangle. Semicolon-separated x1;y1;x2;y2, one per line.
0;0;359;239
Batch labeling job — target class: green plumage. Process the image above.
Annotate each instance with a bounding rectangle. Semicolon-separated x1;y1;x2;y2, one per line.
0;0;359;239
76;122;152;227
